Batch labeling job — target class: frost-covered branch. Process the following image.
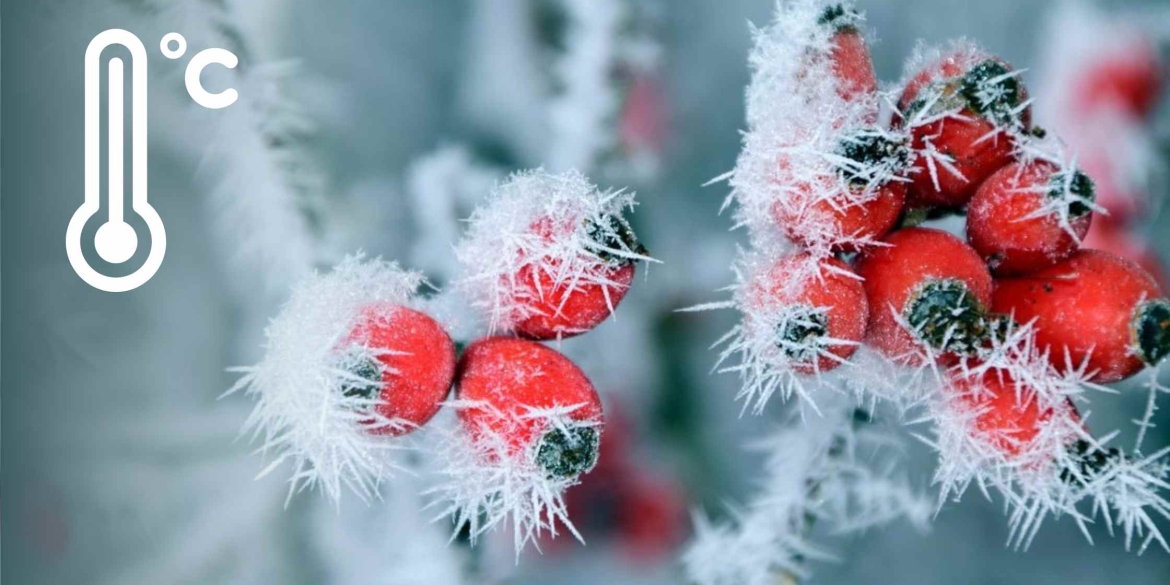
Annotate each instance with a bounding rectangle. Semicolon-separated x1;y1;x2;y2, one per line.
684;397;930;585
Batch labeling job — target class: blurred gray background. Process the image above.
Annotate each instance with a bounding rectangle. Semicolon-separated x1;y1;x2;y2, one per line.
3;0;1170;583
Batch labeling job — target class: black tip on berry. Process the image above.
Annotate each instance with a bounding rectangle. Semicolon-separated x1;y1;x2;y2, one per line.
960;59;1023;126
536;425;600;480
835;131;912;187
1060;439;1123;487
775;308;829;364
585;214;645;266
1048;170;1096;219
906;279;991;355
818;4;862;31
535;425;599;479
340;355;383;400
1134;299;1170;366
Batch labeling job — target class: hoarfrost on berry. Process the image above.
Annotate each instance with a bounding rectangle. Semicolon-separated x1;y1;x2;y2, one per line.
227;255;428;503
455;168;653;335
427;401;602;555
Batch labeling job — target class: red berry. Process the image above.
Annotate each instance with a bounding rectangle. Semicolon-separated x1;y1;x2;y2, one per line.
949;370;1064;457
746;254;868;373
514;262;636;340
897;49;1030;208
819;6;877;102
967;160;1096;275
856;227;994;361
772;130;909;250
616;475;688;563
1084;220;1168;290
1075;39;1164;118
619;73;666;155
341;304;456;436
456;337;603;479
1081;146;1144;224
511;214;642;340
992;250;1170;383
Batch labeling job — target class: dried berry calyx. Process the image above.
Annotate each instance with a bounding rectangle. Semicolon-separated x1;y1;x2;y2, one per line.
905;278;991;355
835;130;911;187
775;307;830;365
958;59;1024;126
818;4;862;32
1134;299;1170;366
1060;439;1123;487
339;354;382;401
905;59;1024;127
535;425;601;480
584;214;646;266
1047;169;1096;219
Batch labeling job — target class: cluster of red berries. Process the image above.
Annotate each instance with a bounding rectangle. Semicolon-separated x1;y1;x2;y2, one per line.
336;183;648;482
749;4;1169;457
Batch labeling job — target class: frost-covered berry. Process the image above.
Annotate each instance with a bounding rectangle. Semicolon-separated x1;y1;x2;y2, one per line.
456;170;651;339
456;337;603;480
338;303;456;436
897;44;1030;208
772;129;910;251
856;227;994;362
967;160;1096;275
992;250;1170;383
818;3;877;102
433;337;605;551
949;370;1063;457
744;254;868;374
230;256;430;501
512;213;643;339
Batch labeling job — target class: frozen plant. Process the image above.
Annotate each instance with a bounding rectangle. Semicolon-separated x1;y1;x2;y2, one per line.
227;256;426;503
696;2;1170;579
684;396;930;585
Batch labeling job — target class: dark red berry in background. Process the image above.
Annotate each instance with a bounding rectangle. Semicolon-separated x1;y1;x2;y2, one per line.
746;254;868;373
993;250;1170;383
457;337;603;479
341;304;456;436
896;49;1031;209
1074;38;1165;118
856;227;994;362
967;160;1095;276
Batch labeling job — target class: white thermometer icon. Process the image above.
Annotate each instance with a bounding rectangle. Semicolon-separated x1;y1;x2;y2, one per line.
67;29;165;292
68;29;238;292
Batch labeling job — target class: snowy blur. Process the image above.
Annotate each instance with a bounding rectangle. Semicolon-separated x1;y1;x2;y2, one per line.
4;0;1170;584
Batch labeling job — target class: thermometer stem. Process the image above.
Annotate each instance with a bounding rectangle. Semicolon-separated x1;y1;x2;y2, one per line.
108;57;124;224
